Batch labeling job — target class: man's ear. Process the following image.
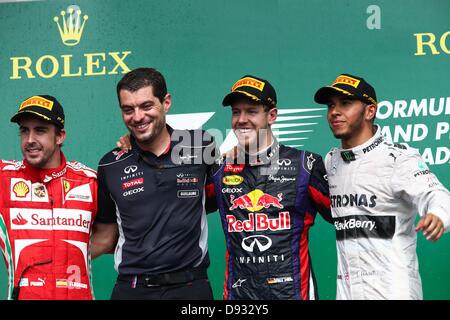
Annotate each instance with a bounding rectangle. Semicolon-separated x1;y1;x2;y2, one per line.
365;104;377;121
56;128;66;146
163;93;172;114
267;108;278;125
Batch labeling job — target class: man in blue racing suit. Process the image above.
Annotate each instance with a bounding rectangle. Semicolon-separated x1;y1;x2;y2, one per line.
209;75;333;300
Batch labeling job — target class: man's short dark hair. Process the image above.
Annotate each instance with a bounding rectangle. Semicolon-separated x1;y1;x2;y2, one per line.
116;68;167;103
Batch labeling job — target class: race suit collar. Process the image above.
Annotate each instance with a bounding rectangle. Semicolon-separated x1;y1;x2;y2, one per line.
23;151;67;182
237;136;280;166
339;125;384;162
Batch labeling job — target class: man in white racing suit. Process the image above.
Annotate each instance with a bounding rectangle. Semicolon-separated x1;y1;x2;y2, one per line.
314;73;450;299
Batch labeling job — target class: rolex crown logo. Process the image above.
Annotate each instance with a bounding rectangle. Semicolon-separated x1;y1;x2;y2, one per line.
54;7;88;46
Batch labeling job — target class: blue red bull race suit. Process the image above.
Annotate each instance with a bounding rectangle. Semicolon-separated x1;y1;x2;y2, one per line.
209;141;332;300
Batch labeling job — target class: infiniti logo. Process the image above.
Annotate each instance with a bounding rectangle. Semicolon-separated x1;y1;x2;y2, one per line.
124;165;138;174
277;159;291;166
241;235;272;253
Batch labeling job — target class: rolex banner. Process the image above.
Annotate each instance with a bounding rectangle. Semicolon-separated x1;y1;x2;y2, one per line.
0;0;449;300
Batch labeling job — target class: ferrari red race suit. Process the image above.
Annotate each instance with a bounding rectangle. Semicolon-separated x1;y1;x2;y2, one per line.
0;153;97;300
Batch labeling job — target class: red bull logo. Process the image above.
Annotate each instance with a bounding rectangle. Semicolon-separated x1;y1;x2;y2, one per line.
256;193;283;209
229;194;253;210
227;212;290;232
229;189;283;212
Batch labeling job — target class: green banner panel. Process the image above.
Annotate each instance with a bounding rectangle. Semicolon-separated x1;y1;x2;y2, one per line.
0;0;449;299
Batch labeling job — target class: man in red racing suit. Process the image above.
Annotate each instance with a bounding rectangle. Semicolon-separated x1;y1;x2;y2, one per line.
0;95;97;300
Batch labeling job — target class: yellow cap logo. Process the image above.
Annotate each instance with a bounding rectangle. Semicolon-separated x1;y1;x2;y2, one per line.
332;75;361;88
232;77;265;92
19;96;54;111
54;6;88;46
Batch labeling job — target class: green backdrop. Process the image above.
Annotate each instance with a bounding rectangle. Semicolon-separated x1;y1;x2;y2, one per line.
0;0;449;300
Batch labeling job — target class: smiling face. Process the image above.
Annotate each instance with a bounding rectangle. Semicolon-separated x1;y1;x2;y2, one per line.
119;86;171;149
231;98;277;153
19;116;65;169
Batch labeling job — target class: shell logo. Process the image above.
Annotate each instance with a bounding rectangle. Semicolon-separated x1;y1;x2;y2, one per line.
13;181;30;197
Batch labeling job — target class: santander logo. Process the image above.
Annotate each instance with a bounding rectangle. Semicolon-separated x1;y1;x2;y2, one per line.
10;208;92;233
12;213;28;225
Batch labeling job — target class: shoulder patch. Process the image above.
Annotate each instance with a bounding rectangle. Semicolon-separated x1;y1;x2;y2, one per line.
393;143;407;150
0;160;24;171
328;147;338;157
303;151;321;173
388;142;421;159
67;161;97;179
99;148;134;166
112;149;131;160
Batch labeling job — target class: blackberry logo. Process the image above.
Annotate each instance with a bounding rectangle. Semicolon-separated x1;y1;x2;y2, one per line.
334;218;375;232
334;215;395;240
